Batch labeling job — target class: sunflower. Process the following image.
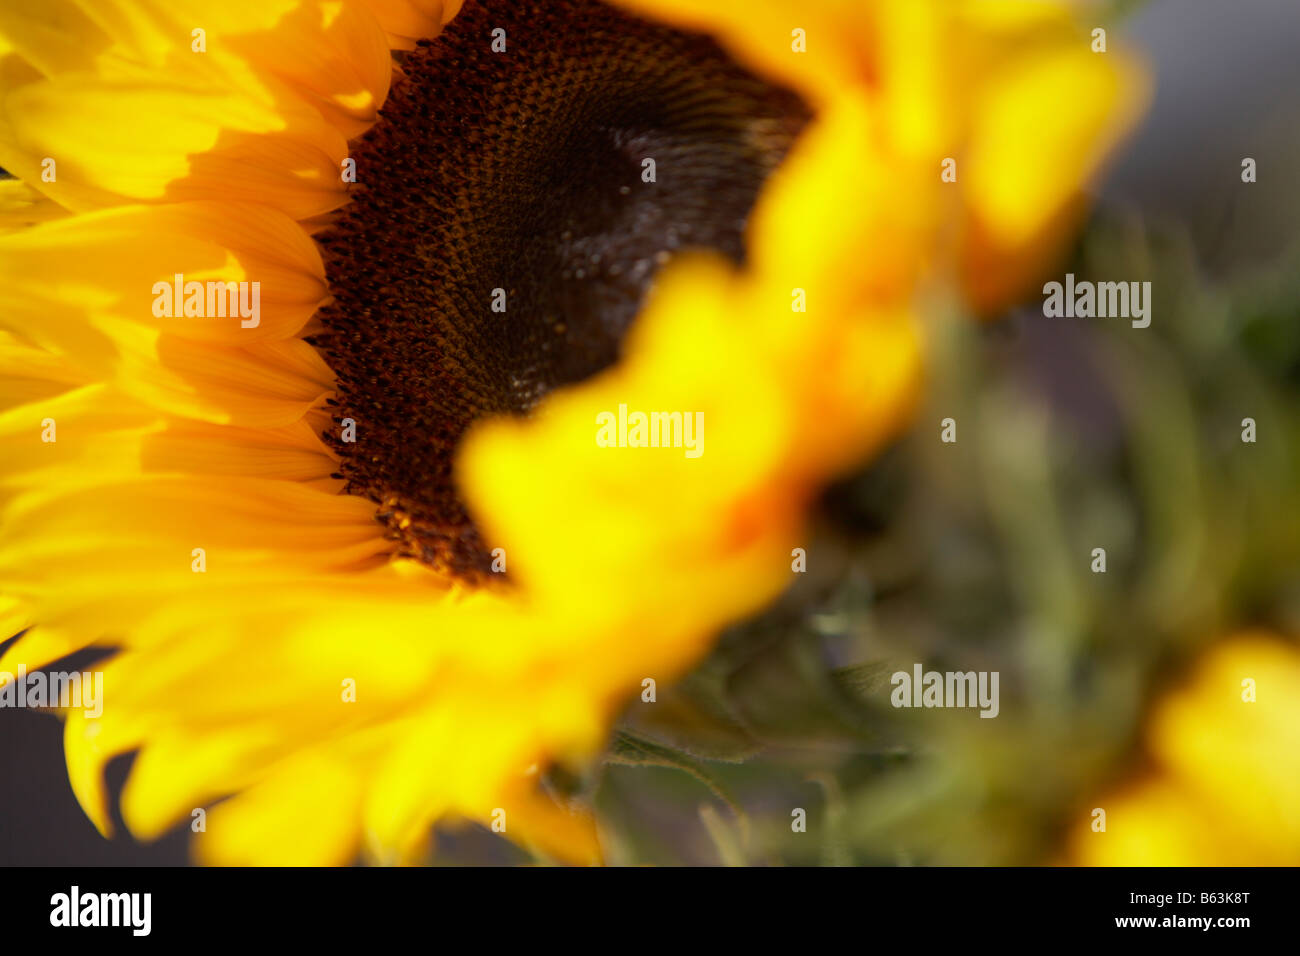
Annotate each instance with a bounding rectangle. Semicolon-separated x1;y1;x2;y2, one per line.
0;0;1143;864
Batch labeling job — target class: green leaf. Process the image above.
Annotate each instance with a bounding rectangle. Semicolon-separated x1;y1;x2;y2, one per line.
605;730;748;835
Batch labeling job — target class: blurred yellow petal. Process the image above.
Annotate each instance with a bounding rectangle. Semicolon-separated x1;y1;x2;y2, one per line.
1070;634;1300;865
193;753;364;866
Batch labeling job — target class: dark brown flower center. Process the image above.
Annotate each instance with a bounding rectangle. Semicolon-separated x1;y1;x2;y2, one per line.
313;0;808;577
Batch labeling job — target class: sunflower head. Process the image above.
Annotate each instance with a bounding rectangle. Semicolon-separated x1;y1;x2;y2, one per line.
0;0;1146;864
312;0;810;578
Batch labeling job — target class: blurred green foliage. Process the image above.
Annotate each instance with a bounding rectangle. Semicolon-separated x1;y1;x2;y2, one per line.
590;209;1300;866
